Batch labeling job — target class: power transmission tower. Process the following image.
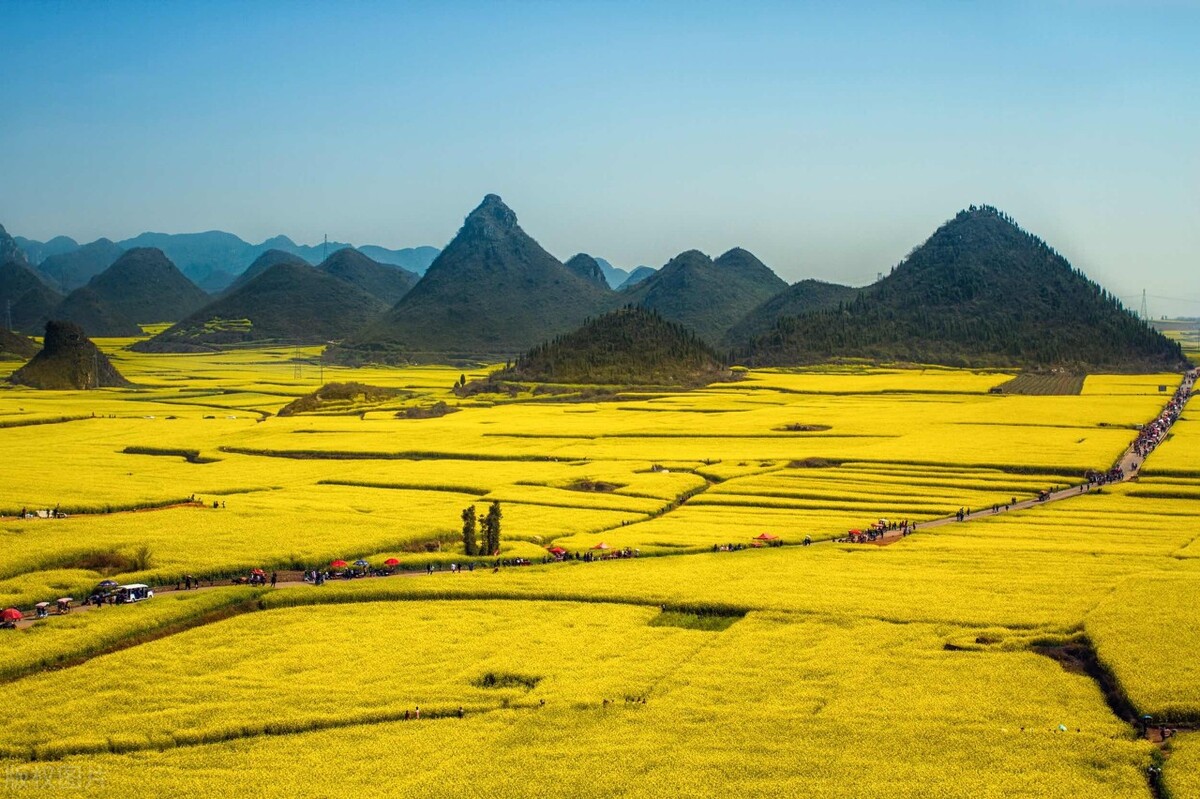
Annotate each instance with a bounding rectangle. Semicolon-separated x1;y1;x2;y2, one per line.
1140;290;1149;321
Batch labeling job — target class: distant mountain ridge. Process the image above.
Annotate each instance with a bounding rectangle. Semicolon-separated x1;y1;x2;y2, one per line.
13;230;440;293
12;235;78;265
36;239;125;293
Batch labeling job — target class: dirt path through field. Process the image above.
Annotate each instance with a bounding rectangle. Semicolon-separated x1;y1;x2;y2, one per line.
9;370;1195;627
864;368;1196;546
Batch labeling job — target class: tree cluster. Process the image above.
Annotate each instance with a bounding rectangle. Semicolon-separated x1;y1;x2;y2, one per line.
462;501;502;556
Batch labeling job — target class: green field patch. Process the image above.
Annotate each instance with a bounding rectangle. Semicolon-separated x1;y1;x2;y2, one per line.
122;446;219;464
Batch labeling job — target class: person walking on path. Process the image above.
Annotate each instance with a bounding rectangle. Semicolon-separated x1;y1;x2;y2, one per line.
270;571;277;588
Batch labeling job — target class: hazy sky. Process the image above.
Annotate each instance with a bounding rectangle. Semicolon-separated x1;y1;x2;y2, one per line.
2;1;1197;314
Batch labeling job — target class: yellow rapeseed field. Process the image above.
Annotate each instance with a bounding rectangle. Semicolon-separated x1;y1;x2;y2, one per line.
0;344;1195;796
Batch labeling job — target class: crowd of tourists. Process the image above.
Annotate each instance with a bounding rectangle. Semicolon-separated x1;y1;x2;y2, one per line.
840;519;912;544
1132;372;1195;461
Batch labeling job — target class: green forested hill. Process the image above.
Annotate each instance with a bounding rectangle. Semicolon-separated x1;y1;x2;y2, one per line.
318;248;418;305
333;195;611;363
616;247;787;346
741;206;1186;371
132;261;387;351
501;306;724;386
723;278;859;349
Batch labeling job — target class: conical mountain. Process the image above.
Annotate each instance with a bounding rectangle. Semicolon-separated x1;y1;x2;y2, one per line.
0;258;63;334
9;320;131;389
318;247;418;305
499;306;724;386
52;286;142;337
224;249;309;295
0;328;38;360
132;261;388;352
36;239;124;293
615;247;787;346
722;279;859;348
82;248;209;325
337;195;611;363
742;206;1187;370
564;254;611;289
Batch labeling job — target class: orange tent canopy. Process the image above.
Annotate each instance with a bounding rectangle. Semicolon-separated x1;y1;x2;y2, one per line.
754;533;779;541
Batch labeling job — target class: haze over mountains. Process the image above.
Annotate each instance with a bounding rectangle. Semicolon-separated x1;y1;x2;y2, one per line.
13;230;442;294
4;198;1187;373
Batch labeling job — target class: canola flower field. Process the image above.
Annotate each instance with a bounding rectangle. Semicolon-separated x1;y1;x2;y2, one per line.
0;344;1196;798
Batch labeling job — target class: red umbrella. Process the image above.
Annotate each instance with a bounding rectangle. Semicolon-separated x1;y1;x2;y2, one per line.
330;560;348;568
250;568;265;576
384;558;400;566
2;608;22;622
754;533;779;541
547;547;567;555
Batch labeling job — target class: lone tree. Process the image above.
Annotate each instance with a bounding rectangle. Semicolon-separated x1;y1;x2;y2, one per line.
461;505;478;556
482;500;502;556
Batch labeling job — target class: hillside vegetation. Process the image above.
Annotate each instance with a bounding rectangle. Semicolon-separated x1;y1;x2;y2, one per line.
334;195;612;363
498;307;725;386
741;206;1186;371
132;262;387;351
617;247;787;346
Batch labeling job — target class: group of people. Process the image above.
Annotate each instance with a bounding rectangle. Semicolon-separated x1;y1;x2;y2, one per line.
578;549;638;562
1132;372;1195;460
17;506;66;519
840;520;912;544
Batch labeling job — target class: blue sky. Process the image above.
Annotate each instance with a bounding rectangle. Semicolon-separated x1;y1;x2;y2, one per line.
2;0;1197;314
